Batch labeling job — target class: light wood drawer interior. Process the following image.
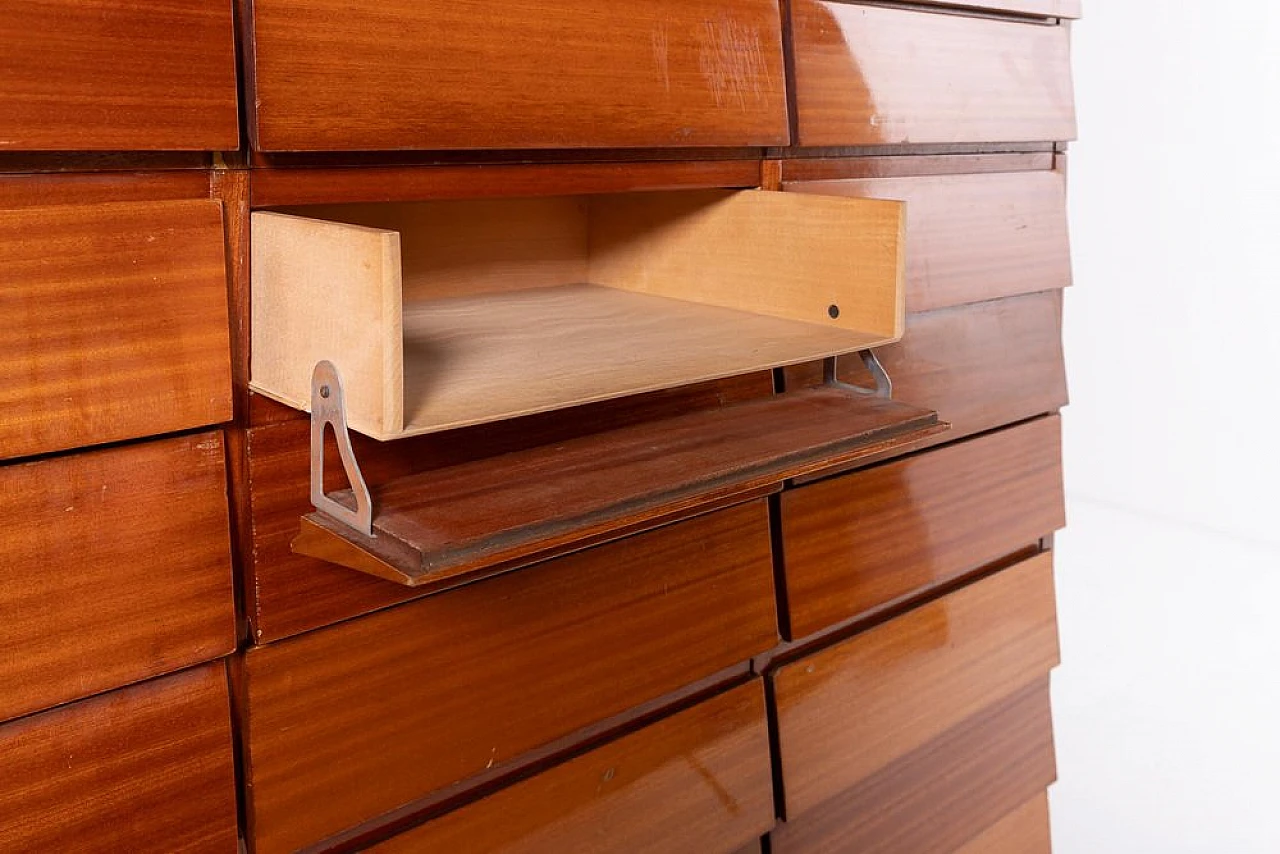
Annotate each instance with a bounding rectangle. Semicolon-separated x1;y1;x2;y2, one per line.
243;501;778;853
0;663;238;852
789;3;1076;146
786;169;1072;312
780;415;1064;637
0;0;239;151
248;0;789;151
251;190;904;439
0;200;232;460
0;432;236;722
772;552;1060;820
371;681;774;854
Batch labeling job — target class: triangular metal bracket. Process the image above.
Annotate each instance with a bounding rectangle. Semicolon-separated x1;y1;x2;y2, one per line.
310;360;373;537
823;350;893;399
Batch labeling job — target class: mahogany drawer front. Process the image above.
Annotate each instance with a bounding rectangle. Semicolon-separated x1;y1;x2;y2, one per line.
0;663;238;852
371;681;774;854
770;680;1056;853
248;0;790;152
789;3;1076;147
0;200;233;460
0;1;238;151
0;432;236;723
956;792;1053;854
771;552;1059;820
780;415;1064;637
242;501;778;853
787;170;1071;312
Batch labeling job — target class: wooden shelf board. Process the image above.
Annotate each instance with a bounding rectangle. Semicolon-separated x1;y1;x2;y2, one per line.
293;386;946;589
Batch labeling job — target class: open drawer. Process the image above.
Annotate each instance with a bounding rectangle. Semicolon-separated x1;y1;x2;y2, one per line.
252;189;906;439
252;188;943;588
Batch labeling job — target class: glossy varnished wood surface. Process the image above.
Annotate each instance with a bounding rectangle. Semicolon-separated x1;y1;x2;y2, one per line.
298;387;941;587
0;200;233;460
248;0;789;151
371;682;774;854
790;3;1076;146
770;680;1056;853
0;433;235;723
246;372;775;641
0;0;238;151
0;663;238;852
787;169;1071;312
772;552;1059;818
780;416;1064;638
243;503;778;853
956;791;1053;854
788;289;1067;450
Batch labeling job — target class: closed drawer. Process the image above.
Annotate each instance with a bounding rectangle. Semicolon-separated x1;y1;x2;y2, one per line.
0;433;236;722
786;169;1071;312
0;663;238;852
248;0;789;152
243;501;778;853
371;681;774;854
0;200;233;460
0;1;238;151
789;3;1076;147
780;416;1064;637
956;792;1053;854
770;553;1059;841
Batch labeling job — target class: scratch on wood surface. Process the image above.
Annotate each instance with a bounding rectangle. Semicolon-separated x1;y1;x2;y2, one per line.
698;18;773;110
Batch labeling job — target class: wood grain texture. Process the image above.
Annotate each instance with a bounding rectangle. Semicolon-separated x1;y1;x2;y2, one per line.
787;169;1071;311
0;171;212;209
0;200;232;460
370;682;774;854
244;503;778;853
956;792;1053;854
770;680;1056;853
772;552;1059;818
0;663;238;852
787;289;1068;448
251;160;764;207
0;0;238;151
298;387;941;587
780;416;1063;638
251;190;903;438
249;0;788;151
790;3;1076;146
0;433;236;723
246;372;776;641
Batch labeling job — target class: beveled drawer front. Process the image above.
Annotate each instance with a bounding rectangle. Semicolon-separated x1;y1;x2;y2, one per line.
0;663;238;852
956;792;1053;854
790;3;1076;147
372;681;774;854
772;552;1059;819
0;200;233;460
249;0;789;151
0;1;238;151
243;502;778;853
780;416;1063;637
770;680;1056;853
787;170;1071;312
0;433;236;723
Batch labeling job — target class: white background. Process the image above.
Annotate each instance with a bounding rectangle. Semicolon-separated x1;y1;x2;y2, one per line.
1051;3;1280;851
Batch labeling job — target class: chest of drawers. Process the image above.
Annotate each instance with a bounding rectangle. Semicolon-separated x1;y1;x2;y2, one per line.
1;1;1075;850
